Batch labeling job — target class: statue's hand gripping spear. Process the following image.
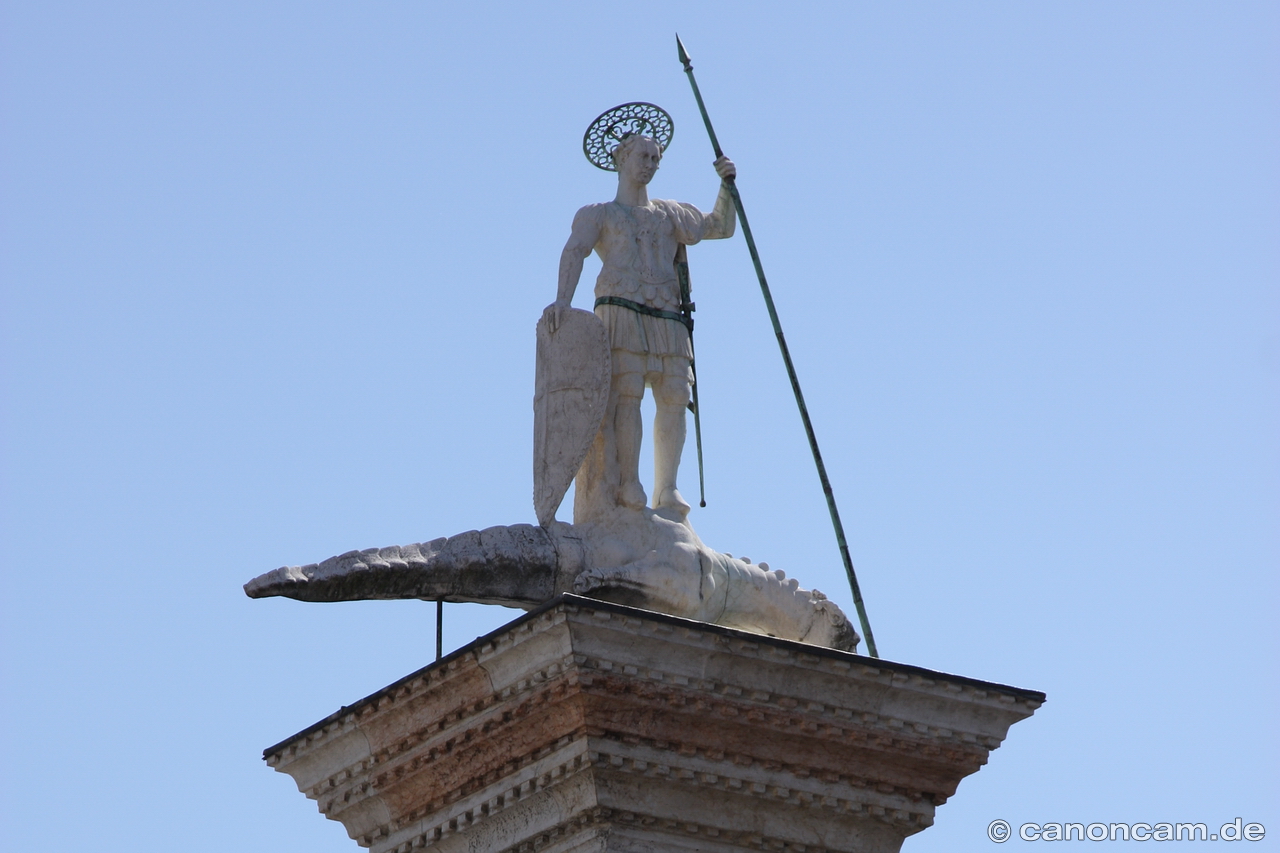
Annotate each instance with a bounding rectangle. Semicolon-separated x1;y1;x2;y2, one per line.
676;35;879;658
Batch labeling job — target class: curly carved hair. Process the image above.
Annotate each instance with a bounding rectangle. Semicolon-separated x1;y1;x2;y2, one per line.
610;134;662;169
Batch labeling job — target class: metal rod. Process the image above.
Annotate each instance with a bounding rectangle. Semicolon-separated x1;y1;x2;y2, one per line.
676;245;707;507
676;34;879;658
689;342;707;508
435;599;443;661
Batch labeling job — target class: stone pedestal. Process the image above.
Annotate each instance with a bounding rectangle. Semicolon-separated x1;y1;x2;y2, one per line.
265;595;1042;853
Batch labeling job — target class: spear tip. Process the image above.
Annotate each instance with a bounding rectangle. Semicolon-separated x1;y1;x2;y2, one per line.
676;33;692;69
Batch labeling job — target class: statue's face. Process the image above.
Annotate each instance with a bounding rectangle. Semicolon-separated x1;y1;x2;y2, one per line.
617;137;661;185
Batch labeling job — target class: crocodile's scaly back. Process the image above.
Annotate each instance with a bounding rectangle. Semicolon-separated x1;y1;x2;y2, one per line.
243;524;558;608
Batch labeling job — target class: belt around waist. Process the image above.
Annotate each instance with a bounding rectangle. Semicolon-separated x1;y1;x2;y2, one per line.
594;296;694;332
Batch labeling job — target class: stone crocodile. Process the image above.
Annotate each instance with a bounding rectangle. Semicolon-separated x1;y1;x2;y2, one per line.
244;513;859;652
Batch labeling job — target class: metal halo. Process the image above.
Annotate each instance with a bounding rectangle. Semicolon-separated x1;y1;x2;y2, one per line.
582;102;674;172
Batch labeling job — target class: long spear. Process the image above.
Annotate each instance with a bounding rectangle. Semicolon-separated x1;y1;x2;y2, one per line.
676;35;879;658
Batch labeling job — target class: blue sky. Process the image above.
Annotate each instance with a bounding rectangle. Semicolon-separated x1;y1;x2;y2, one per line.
2;2;1276;849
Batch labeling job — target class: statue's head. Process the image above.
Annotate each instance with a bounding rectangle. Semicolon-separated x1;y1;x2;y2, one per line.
612;134;662;184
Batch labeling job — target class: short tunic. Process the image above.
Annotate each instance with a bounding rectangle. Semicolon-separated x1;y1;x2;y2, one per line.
574;199;729;370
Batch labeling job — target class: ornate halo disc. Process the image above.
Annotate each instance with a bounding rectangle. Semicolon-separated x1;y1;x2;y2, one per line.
582;102;674;172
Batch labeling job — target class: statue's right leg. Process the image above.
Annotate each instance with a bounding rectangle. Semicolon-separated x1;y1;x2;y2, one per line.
611;356;646;509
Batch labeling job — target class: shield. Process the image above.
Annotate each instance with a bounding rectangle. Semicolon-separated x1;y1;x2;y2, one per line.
533;307;611;526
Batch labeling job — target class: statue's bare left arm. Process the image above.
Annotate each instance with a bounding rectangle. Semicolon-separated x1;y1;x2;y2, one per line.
704;156;738;240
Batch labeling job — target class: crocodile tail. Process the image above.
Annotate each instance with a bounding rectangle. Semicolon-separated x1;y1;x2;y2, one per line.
243;524;558;608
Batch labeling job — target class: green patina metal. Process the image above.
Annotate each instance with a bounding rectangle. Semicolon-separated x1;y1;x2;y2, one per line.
593;296;693;331
583;102;675;172
676;34;879;658
675;246;707;508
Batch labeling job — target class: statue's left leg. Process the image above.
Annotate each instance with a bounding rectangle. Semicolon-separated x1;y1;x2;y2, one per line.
653;357;693;517
611;361;648;510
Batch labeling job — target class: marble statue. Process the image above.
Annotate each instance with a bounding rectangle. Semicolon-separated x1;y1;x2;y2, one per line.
245;103;861;653
541;133;735;523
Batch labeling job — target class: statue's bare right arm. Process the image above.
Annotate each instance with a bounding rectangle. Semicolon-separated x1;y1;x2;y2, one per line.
544;205;602;332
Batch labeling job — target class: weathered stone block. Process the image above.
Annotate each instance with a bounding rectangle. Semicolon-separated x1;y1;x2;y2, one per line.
265;596;1042;853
